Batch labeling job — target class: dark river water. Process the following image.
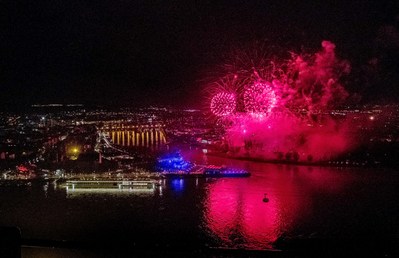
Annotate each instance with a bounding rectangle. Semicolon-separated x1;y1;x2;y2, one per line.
1;150;398;252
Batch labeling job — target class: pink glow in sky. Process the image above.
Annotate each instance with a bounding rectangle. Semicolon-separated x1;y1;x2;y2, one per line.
207;41;356;161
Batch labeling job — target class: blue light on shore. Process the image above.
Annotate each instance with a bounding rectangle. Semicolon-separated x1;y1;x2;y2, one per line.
156;152;192;172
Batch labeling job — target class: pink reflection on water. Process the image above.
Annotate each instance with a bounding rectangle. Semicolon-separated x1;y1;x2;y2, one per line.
188;150;354;249
204;175;294;249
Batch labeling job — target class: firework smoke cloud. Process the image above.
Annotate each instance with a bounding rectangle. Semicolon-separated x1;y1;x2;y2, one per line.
207;41;355;162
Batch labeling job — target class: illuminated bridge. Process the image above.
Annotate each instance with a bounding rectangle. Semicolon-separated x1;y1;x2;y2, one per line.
100;124;167;148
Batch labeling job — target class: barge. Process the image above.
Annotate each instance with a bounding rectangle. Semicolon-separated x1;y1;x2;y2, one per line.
65;179;156;192
160;165;250;178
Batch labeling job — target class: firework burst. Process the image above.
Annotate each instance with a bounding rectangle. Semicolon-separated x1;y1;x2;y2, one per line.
204;41;355;161
210;92;236;117
244;82;277;118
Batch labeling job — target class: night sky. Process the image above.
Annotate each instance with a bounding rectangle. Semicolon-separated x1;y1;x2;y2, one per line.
1;0;398;108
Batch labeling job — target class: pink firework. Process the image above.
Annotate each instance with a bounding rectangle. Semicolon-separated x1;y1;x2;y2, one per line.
210;92;236;117
244;82;277;117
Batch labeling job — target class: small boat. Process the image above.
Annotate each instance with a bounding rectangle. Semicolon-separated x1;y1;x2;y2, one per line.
263;193;269;202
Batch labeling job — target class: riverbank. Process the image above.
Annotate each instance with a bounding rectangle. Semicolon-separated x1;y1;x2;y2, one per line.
204;150;388;168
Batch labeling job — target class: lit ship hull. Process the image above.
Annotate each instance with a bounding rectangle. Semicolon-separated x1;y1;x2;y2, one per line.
160;165;250;178
65;179;155;192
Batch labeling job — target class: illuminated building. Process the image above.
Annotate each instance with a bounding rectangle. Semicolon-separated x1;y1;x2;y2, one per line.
102;123;167;148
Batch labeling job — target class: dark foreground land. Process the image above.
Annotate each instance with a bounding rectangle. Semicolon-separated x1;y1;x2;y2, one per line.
0;225;393;258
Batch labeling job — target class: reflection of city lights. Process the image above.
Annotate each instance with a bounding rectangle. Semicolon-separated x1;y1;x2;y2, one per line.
171;178;184;192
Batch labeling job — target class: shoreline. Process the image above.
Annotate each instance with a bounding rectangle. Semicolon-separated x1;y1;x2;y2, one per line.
204;150;394;169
